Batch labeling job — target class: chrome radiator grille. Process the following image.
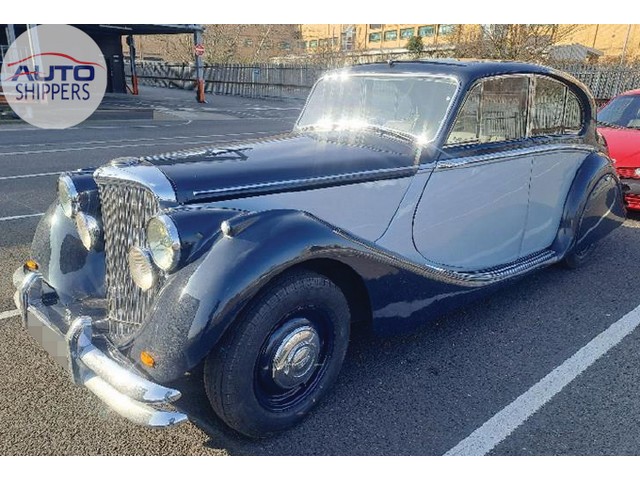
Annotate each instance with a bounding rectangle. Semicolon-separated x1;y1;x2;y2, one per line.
97;179;162;341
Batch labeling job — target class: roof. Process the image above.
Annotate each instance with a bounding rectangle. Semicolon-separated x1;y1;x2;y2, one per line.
341;59;561;84
73;24;203;35
548;44;603;62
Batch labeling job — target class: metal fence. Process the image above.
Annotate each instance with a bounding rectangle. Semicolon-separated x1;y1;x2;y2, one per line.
128;62;323;100
126;61;640;102
557;64;640;101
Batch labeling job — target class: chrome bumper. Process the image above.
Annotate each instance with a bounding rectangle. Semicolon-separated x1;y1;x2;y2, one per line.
12;267;188;428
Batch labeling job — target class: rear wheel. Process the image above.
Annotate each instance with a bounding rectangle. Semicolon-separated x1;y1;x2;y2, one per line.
562;242;597;269
204;269;350;438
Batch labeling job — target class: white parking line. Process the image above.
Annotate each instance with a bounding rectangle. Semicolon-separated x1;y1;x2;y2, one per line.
0;213;44;222
0;130;278;155
445;303;640;456
0;310;19;321
0;171;63;181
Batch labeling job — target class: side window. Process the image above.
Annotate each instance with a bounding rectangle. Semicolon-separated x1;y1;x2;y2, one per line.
447;76;529;145
563;90;583;133
447;84;481;144
531;77;565;135
531;76;584;135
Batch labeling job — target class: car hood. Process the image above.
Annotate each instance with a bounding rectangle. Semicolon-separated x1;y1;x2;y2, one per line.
598;127;640;167
144;131;417;204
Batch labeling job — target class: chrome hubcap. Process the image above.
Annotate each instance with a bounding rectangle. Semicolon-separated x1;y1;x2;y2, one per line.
271;324;321;389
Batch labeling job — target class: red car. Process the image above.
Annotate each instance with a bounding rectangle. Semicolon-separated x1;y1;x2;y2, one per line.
598;89;640;211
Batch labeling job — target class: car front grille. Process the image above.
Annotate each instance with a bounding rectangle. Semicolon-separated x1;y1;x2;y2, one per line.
97;178;163;342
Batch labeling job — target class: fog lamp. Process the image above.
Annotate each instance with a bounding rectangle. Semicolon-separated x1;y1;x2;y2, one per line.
128;247;156;291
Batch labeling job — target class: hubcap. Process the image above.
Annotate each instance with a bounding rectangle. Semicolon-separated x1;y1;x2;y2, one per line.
271;324;321;389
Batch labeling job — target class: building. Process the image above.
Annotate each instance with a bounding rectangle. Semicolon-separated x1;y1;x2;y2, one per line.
299;24;640;63
300;24;458;57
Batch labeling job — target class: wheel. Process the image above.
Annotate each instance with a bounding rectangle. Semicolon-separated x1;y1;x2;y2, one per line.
562;242;597;269
204;269;351;438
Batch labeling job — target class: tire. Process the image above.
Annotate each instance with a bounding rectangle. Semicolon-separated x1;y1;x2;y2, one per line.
562;242;597;269
204;269;351;438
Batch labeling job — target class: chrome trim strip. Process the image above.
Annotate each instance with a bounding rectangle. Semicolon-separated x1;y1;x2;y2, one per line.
436;144;594;171
94;158;177;206
193;166;416;197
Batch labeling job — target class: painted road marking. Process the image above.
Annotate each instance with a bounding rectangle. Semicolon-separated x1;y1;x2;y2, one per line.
445;302;640;456
0;310;19;321
0;130;279;152
0;171;64;181
0;213;44;222
0;133;282;157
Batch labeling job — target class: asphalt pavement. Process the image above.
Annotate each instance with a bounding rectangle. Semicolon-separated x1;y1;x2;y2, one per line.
1;86;640;455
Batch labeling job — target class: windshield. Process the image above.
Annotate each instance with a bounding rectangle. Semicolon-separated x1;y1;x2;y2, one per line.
297;74;458;143
598;94;640;129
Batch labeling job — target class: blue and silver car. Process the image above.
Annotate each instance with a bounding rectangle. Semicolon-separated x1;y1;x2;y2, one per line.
13;60;625;437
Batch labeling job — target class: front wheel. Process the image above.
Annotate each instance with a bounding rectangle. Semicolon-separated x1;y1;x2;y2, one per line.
204;270;351;438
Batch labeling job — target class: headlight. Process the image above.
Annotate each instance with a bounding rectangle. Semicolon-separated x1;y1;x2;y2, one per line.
635;168;640;178
58;175;79;218
147;215;181;272
75;212;101;251
128;247;156;291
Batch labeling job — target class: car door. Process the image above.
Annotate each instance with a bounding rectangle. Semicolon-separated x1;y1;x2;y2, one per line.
520;75;589;257
412;75;533;271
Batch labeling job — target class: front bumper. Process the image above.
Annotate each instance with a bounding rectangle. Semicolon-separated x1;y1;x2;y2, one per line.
13;266;188;428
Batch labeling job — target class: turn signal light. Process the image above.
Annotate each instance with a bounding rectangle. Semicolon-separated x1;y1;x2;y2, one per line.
24;260;39;271
140;351;156;368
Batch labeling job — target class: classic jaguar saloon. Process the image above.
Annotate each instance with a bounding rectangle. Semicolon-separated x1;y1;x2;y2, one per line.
13;60;625;437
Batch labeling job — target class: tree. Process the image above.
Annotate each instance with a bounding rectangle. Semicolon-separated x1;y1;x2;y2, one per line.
405;35;424;58
453;24;586;62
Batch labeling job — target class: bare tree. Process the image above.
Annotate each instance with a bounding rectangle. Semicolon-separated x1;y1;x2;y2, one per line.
454;24;586;62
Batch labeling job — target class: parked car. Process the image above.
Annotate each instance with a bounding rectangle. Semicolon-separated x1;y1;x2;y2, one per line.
13;60;625;437
597;89;640;211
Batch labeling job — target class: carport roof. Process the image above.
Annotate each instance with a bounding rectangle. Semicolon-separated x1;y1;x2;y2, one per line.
73;24;203;35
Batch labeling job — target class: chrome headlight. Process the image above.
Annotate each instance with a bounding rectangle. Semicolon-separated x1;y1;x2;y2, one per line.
128;247;156;291
147;215;181;272
58;175;79;218
75;212;102;251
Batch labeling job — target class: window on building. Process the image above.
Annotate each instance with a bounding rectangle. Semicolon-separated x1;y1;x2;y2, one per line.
400;28;415;40
439;24;455;35
319;38;328;47
279;41;291;51
384;30;398;42
418;25;435;37
309;39;318;49
369;24;382;30
369;32;381;43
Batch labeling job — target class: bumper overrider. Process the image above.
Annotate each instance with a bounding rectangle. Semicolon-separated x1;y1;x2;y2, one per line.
12;266;188;428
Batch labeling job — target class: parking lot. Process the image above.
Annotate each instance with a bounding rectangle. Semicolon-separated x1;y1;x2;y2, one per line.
1;86;640;455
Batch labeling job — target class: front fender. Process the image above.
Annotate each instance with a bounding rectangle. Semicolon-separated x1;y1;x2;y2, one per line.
31;202;106;304
129;209;365;383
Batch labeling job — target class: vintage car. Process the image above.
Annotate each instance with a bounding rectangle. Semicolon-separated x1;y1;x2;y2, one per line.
597;89;640;211
13;60;625;438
